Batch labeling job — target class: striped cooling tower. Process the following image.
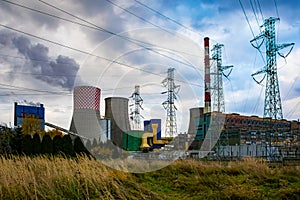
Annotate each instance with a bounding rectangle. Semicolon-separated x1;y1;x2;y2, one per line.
105;97;130;148
74;86;100;110
70;86;110;144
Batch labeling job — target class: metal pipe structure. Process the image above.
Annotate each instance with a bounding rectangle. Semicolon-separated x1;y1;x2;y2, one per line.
204;37;211;114
45;122;88;140
140;123;166;151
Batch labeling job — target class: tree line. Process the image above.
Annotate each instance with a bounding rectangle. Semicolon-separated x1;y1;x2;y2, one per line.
0;125;89;157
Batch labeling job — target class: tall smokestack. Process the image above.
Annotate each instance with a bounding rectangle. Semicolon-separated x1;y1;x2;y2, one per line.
204;37;211;113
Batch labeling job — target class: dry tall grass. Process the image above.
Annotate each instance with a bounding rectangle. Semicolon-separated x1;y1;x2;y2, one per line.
0;156;299;199
0;155;160;199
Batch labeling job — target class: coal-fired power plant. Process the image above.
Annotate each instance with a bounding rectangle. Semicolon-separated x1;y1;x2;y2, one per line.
8;33;298;160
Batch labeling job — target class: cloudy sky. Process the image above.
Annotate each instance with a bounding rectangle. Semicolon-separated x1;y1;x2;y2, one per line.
0;0;299;134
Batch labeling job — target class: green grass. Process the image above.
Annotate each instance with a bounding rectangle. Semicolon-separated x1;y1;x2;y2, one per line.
0;156;299;199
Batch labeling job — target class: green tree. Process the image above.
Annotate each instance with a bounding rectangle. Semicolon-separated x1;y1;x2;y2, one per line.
0;126;13;154
74;136;89;155
41;134;53;154
32;133;42;155
53;135;63;155
21;116;43;137
22;134;33;155
10;128;23;154
61;134;74;157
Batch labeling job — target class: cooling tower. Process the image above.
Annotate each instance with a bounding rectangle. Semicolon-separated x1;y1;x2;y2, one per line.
70;86;110;144
105;97;130;148
187;107;204;136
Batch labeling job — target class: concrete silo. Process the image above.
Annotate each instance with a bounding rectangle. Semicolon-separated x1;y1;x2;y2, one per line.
105;97;130;148
69;86;110;144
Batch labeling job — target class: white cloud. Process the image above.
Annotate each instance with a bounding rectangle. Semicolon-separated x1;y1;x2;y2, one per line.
0;0;299;131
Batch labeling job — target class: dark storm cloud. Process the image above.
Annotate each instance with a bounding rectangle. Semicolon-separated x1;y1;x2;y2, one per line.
6;34;80;90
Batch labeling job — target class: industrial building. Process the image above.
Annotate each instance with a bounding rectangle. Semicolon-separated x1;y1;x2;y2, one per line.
14;102;45;130
122;119;164;151
189;109;300;144
188;108;300;158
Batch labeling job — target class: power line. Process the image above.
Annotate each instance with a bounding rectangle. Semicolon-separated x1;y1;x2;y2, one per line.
239;0;265;64
273;0;280;42
283;74;299;102
0;93;71;96
286;100;300;118
0;83;71;95
36;0;200;68
274;0;280;19
249;0;261;29
0;53;73;66
104;0;176;37
0;0;105;32
239;0;256;40
1;0;200;70
0;24;203;88
256;0;264;21
133;0;215;42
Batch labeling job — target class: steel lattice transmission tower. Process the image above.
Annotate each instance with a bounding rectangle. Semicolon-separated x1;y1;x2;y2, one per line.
129;85;143;130
211;44;233;113
162;68;180;137
251;17;294;120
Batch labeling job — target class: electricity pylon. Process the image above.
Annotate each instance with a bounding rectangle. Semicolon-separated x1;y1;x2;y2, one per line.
251;17;294;120
162;68;180;137
211;43;233;113
129;85;143;130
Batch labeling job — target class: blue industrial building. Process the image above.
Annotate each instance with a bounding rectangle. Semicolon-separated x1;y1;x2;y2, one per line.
14;102;45;129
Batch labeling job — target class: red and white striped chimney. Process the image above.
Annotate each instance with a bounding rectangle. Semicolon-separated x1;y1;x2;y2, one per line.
204;37;211;113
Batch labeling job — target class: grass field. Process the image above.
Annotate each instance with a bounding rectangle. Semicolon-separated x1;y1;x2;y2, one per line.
0;156;299;199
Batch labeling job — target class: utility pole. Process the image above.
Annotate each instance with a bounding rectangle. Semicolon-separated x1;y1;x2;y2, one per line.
211;43;233;113
129;85;143;130
251;17;294;120
162;68;180;137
